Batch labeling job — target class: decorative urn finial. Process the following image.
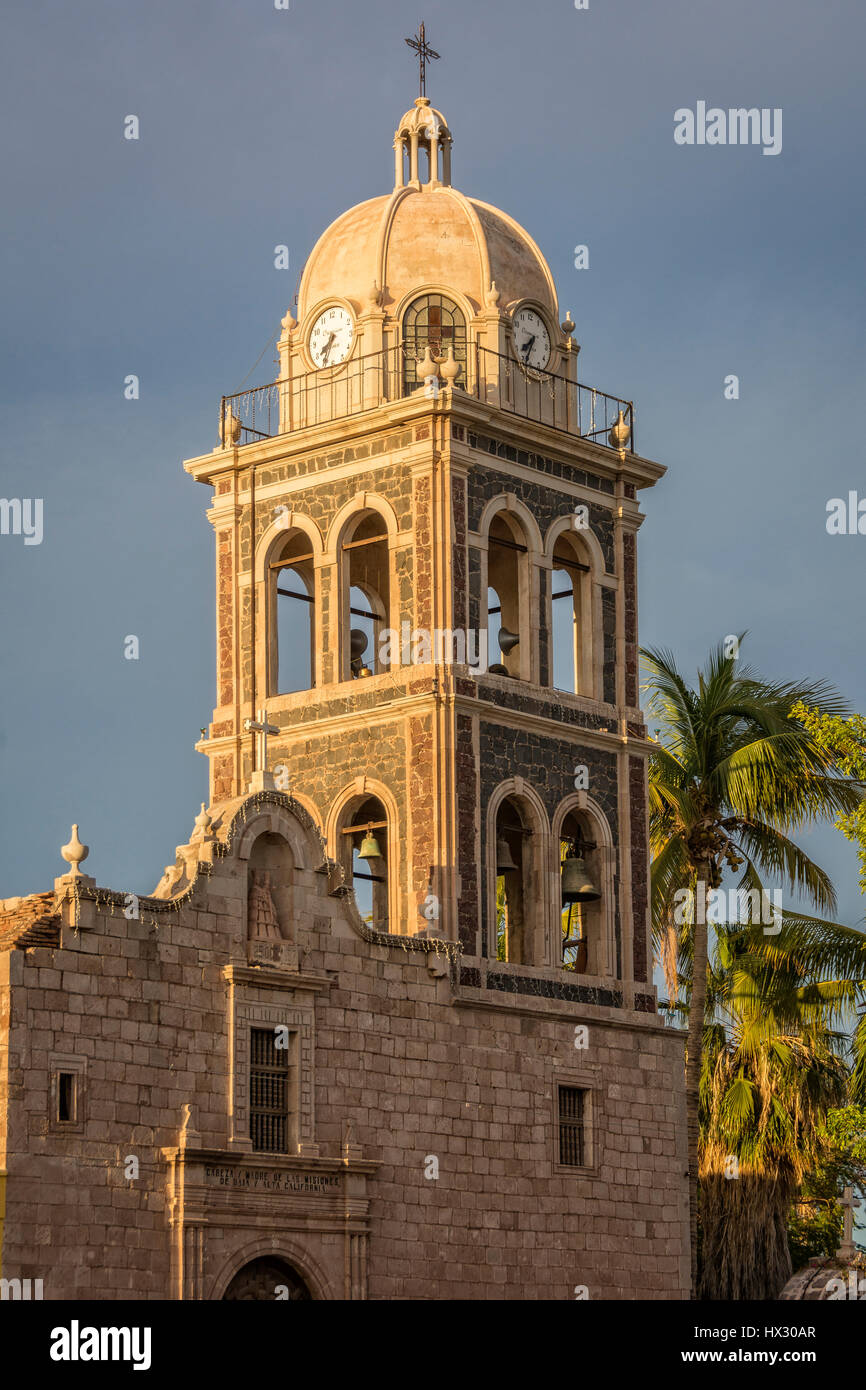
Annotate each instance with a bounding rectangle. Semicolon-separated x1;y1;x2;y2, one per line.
192;803;213;842
61;824;89;878
417;345;440;382
440;345;460;388
608;409;631;453
220;409;241;447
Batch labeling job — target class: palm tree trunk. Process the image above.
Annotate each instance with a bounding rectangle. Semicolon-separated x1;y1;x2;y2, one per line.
685;863;710;1297
699;1170;794;1299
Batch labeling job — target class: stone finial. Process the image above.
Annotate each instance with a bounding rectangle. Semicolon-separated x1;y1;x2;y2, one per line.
60;824;89;878
368;280;382;309
417;345;440;382
440;345;461;388
608;409;631;453
220;410;241;447
561;311;575;336
192;802;214;842
485;280;500;308
179;1101;201;1150
281;308;297;334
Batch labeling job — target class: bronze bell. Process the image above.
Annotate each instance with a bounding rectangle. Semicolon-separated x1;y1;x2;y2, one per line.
488;663;509;676
350;629;370;677
561;854;601;904
498;627;520;655
350;629;368;660
357;830;383;860
496;835;518;873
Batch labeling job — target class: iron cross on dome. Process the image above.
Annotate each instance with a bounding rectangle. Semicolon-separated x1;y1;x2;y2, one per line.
405;21;440;99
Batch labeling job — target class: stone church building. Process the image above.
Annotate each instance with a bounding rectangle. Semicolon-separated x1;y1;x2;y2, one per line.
0;90;689;1299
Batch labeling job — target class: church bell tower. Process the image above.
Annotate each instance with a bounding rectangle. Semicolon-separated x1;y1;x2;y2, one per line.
184;84;665;1004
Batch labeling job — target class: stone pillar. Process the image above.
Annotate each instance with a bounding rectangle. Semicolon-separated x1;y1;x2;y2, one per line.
429;131;439;185
409;132;419;185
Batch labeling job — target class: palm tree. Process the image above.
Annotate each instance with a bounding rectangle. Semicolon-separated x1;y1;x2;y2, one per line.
666;911;866;1297
643;638;863;1295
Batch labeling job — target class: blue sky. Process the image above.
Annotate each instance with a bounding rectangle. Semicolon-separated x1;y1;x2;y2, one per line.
1;0;864;955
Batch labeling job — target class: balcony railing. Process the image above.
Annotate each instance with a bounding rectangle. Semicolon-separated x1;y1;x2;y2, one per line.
219;344;634;454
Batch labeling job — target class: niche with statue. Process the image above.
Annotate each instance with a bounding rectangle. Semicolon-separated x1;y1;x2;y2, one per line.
246;832;298;970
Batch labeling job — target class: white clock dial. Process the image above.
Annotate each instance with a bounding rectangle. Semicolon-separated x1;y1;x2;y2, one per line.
309;306;354;368
512;308;551;370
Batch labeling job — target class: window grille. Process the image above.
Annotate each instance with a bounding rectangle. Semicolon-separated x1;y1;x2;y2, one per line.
402;294;467;391
250;1028;292;1153
558;1086;586;1167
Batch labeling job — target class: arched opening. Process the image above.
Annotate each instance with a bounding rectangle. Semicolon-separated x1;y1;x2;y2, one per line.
487;513;528;678
559;810;604;975
339;794;390;929
247;831;294;941
494;796;536;964
550;532;593;696
340;511;390;680
402;293;467;392
270;529;315;694
222;1256;312;1301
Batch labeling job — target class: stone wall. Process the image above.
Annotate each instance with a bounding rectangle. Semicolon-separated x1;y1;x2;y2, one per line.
0;798;689;1300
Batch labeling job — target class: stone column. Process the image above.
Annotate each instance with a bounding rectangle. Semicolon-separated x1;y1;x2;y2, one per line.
409;131;419;185
428;131;439;185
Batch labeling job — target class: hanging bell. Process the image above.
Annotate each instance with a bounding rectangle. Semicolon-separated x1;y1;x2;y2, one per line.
496;835;518;873
350;629;370;677
561;854;601;904
357;830;383;860
498;627;520;655
488;662;508;676
350;629;369;660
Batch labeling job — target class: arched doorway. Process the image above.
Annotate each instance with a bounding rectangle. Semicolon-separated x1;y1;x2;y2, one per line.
222;1256;313;1301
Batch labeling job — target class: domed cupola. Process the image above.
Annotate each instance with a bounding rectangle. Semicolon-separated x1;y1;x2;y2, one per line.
292;94;561;338
278;41;576;424
394;96;453;189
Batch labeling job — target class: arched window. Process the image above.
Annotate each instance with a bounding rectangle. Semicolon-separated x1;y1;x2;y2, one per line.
402;293;467;392
340;512;390;680
494;797;534;963
486;513;527;678
559;810;603;975
339;795;389;929
550;532;594;696
270;530;315;694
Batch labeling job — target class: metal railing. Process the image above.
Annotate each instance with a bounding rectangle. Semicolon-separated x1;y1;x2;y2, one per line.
473;346;635;454
219;343;634;454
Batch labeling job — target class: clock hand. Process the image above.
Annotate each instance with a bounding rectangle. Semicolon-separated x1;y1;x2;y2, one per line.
522;335;536;361
320;332;336;364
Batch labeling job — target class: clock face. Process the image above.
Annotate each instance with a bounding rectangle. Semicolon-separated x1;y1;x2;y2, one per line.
309;306;354;368
512;308;551;370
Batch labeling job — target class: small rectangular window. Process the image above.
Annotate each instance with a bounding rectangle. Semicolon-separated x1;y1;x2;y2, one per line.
250;1027;292;1154
558;1085;586;1167
57;1072;76;1123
